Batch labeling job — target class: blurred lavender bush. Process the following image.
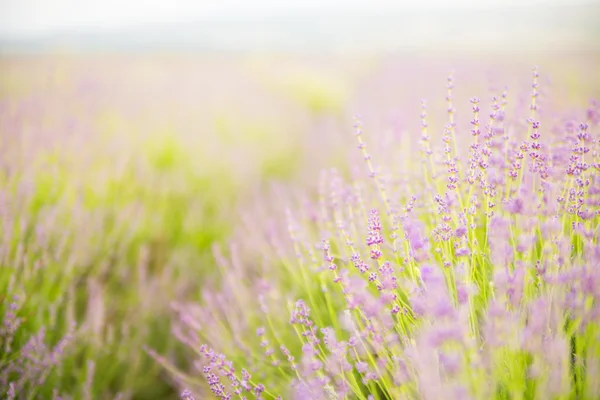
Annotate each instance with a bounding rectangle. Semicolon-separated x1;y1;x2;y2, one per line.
165;67;600;399
0;56;335;398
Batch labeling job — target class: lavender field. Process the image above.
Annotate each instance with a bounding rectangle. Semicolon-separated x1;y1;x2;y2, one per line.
163;57;600;400
1;3;600;398
1;51;599;399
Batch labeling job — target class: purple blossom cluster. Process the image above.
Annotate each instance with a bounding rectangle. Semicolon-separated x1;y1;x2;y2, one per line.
162;68;600;399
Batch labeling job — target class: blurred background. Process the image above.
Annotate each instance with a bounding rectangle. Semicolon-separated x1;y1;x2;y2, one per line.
0;0;599;398
1;0;599;53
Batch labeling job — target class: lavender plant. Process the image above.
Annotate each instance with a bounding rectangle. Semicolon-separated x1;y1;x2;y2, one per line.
168;68;600;399
0;295;75;399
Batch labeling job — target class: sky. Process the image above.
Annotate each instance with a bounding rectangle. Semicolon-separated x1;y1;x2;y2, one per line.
0;0;595;37
0;0;598;52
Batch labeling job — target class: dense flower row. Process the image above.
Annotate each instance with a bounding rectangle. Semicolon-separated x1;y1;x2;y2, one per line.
167;68;600;399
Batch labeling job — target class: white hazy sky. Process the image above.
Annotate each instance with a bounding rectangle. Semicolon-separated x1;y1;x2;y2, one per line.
0;0;592;38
